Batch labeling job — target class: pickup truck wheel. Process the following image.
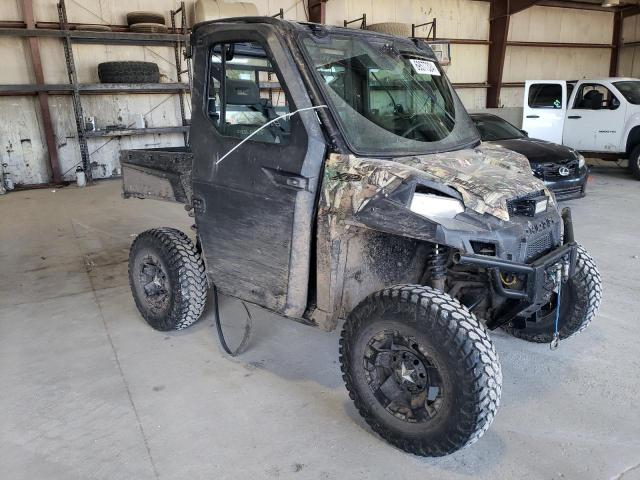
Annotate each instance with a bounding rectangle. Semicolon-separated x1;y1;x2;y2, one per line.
629;145;640;180
340;285;502;457
503;244;602;343
128;228;207;331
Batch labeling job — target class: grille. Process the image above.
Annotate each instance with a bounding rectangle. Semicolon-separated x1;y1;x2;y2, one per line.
526;232;553;261
507;190;546;218
534;160;578;180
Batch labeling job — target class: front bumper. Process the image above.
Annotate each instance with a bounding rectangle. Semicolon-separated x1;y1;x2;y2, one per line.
455;208;577;329
542;167;588;201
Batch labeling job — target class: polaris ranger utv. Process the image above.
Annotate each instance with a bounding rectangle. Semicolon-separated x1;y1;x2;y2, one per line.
121;17;602;457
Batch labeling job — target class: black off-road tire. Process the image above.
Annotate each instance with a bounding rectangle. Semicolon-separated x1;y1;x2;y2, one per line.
629;145;640;180
98;61;160;84
126;11;166;26
340;285;502;457
503;244;602;343
128;228;207;331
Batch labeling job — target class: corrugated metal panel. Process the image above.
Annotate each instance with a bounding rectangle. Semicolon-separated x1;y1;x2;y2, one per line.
509;6;613;44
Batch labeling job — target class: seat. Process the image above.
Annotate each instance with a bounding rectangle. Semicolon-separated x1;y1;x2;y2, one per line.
580;89;604;110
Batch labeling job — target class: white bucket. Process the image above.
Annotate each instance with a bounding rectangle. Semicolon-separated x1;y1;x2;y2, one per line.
76;167;87;188
193;0;258;24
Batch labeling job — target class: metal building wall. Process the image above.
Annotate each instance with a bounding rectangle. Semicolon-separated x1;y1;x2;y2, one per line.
0;1;619;186
501;5;614;108
619;13;640;77
1;0;191;186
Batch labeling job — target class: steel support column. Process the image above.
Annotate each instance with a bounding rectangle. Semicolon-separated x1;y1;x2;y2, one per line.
610;10;622;77
308;0;326;24
487;0;541;108
22;0;62;183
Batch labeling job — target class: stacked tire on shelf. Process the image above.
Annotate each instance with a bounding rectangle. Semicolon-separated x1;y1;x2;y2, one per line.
97;11;166;84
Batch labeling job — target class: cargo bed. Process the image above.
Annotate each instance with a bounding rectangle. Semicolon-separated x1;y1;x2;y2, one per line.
121;147;193;204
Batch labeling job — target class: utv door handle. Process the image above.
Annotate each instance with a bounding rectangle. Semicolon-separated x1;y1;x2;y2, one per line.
262;167;309;191
568;115;582;119
526;115;539;119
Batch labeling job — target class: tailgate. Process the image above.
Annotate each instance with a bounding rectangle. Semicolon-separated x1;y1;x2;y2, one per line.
121;147;193;204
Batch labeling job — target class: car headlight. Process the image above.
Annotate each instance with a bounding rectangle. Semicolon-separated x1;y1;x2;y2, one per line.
410;193;464;219
577;153;586;169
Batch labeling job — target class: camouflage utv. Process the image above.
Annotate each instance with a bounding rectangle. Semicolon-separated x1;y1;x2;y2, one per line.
121;18;602;456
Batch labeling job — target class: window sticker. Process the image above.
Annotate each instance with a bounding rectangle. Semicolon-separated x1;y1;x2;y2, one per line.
409;59;440;76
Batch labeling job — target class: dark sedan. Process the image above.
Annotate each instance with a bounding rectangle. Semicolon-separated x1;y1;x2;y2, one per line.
471;113;588;200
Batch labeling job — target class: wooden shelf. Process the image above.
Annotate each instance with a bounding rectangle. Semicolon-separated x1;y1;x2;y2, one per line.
84;126;188;138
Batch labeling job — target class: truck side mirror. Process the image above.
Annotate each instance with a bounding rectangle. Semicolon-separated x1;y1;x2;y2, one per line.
520;129;528;137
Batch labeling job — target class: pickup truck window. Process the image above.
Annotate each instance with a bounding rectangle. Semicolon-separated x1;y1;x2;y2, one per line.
528;83;563;109
613;81;640;105
207;41;291;145
573;84;619;110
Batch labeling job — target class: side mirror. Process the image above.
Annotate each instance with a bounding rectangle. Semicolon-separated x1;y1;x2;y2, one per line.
520;129;529;137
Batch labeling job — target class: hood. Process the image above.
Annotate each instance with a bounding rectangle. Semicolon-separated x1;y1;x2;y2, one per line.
322;144;551;222
486;138;577;165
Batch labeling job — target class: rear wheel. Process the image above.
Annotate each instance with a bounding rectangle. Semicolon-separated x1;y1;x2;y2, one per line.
629;145;640;180
503;244;602;343
128;228;207;331
340;285;501;457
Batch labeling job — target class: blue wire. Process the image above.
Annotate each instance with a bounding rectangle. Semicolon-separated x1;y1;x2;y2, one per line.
554;280;562;338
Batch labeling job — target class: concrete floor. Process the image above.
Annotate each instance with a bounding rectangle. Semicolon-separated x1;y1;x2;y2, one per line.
1;165;639;480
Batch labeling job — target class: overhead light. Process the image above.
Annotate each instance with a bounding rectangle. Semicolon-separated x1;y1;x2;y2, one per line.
602;0;620;6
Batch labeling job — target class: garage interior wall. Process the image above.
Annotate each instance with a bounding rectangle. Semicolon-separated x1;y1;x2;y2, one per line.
619;12;640;77
0;1;620;186
501;6;614;111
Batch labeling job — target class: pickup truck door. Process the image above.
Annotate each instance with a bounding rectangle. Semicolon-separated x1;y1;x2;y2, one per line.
189;23;326;317
563;82;626;152
522;81;567;144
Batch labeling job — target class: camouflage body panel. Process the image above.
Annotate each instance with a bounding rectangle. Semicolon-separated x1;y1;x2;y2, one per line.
321;144;553;222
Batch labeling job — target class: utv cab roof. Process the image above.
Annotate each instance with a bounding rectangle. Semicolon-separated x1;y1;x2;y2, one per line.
191;16;439;56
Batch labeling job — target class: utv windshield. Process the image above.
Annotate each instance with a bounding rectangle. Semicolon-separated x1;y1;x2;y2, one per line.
301;32;479;156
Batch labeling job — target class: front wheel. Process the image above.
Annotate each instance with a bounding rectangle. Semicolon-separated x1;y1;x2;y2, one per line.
503;244;602;343
340;285;502;457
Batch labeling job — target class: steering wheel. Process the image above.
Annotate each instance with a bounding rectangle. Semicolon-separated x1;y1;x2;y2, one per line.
401;120;432;138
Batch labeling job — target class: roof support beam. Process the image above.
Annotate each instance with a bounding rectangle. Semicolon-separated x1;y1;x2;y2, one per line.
487;1;540;107
21;0;62;183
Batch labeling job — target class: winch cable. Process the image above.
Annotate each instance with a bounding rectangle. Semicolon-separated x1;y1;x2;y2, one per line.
550;267;563;351
212;285;253;357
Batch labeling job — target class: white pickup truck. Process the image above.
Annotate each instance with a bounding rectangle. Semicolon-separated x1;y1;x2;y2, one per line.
522;78;640;179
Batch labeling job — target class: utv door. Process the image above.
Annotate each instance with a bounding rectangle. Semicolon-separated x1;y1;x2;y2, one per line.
522;81;567;144
189;22;326;317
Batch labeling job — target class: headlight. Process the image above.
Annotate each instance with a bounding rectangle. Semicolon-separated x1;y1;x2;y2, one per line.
534;197;548;215
577;153;586;169
410;193;464;219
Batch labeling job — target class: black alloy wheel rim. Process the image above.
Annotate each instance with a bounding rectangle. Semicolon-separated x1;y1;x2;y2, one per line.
139;254;170;313
364;329;444;423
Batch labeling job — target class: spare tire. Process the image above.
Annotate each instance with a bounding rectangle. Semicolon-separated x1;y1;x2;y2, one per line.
126;11;166;26
73;24;112;32
98;61;160;84
130;23;169;34
365;22;412;37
